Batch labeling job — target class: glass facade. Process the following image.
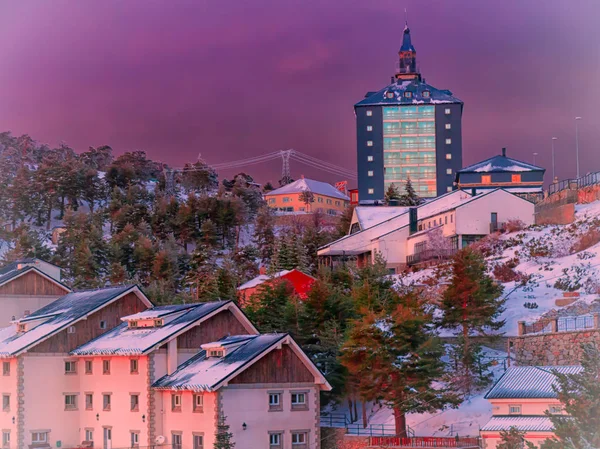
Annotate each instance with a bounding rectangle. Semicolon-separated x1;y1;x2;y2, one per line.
383;105;436;197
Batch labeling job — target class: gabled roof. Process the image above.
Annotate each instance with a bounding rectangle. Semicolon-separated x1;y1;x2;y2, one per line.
0;285;151;358
71;301;258;356
153;334;331;392
0;261;69;292
266;178;349;201
355;79;462;107
352;206;409;231
237;269;315;291
458;154;544;174
481;416;554;432
485;365;583;399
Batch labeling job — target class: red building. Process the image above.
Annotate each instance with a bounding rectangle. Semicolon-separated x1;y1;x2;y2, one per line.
237;268;316;305
348;188;359;206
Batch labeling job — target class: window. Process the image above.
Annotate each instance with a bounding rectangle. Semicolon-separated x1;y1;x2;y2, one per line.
366;125;373;131
366;110;372;116
130;432;139;448
366;141;373;147
85;393;93;410
85;360;93;374
102;360;110;374
67;325;76;334
445;108;451;115
445;138;452;145
446;168;452;175
446;153;452;160
99;321;107;330
171;433;182;449
269;392;282;412
2;395;9;411
65;360;77;374
103;394;111;411
509;405;522;415
548;405;562;414
17;324;26;333
193;394;204;412
291;391;308;411
268;198;275;204
130;359;138;374
450;214;453;223
130;394;139;412
269;433;282;448
386;91;394;99
404;91;412;98
292;431;308;447
447;186;453;192
317;197;323;203
367;155;373;162
481;175;492;185
2;362;9;376
31;432;48;445
368;188;374;194
208;349;224;358
335;201;340;206
283;197;290;203
172;394;182;411
193;434;204;449
445;123;451;130
129;320;138;328
445;216;448;224
367;171;374;177
65;394;77;410
511;174;522;183
85;429;93;442
2;431;9;449
326;199;332;205
422;90;430;98
433;219;437;226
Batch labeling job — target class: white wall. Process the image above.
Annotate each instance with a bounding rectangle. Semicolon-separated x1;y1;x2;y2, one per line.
0;295;64;328
373;227;410;267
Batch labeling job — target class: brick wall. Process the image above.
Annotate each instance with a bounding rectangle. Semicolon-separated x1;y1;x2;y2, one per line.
511;329;600;365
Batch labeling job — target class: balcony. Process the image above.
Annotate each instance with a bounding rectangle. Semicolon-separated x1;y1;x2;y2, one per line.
384;112;435;120
384;142;436;150
384;158;436;166
383;127;436;135
489;222;506;233
407;249;458;266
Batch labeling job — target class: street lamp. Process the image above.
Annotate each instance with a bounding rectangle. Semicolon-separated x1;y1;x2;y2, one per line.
575;117;582;178
551;137;558;181
533;152;539;166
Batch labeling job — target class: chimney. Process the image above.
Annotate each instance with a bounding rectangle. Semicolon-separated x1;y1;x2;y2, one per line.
501;147;506;157
409;207;418;235
471;188;477;196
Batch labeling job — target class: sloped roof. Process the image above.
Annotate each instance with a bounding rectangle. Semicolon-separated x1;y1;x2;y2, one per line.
355;79;462;107
71;301;251;356
237;269;315;291
458;155;544;174
485;365;583;399
266;178;349;201
353;207;409;231
0;259;69;291
0;285;149;358
481;416;554;432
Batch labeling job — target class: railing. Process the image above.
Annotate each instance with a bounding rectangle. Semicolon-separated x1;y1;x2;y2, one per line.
407;249;458;266
384;128;436;135
319;414;414;438
320;412;349;428
520;313;599;336
370;436;481;448
489;222;506;233
384;159;437;166
385;175;435;182
548;171;600;196
384;143;436;150
384;112;435;119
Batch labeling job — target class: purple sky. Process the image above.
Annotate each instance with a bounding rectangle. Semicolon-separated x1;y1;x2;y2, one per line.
1;0;599;185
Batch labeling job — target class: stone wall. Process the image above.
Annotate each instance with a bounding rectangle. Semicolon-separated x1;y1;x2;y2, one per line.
534;189;577;225
511;329;600;365
321;428;369;449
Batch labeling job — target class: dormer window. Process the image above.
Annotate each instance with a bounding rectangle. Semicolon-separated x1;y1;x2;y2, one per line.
17;324;26;333
129;321;138;328
404;91;412;98
154;319;163;327
208;349;224;358
386;91;394;99
422;91;430;98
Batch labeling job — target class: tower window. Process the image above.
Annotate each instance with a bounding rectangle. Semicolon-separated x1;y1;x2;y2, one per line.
481;175;492;185
366;110;373;116
367;156;373;162
367;171;374;177
446;168;453;175
367;141;373;147
512;174;522;183
404;91;412;98
447;186;453;192
446;153;452;160
445;138;452;145
445;108;451;115
422;91;430;98
368;188;374;194
445;123;452;130
386;92;394;99
366;125;373;131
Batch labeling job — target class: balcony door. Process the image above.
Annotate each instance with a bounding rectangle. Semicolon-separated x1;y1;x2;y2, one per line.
103;428;112;449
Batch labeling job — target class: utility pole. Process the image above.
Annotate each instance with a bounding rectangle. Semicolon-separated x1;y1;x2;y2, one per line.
533;152;538;166
575;117;582;178
280;149;292;186
551;137;558;182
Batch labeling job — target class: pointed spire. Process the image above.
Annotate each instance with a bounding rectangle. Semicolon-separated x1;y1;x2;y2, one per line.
400;22;416;52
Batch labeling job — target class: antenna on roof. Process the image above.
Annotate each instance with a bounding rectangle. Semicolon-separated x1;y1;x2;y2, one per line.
404;8;408;26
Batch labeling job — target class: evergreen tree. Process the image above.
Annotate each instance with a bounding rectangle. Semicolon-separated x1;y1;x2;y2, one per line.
438;248;505;393
384;183;401;205
341;292;460;436
214;414;235;449
253;206;276;264
352;252;396;313
298;190;315;212
498;427;536;449
244;281;295;333
185;246;220;301
542;344;600;449
1;224;52;263
262;182;274;192
399;177;422;207
334;205;355;239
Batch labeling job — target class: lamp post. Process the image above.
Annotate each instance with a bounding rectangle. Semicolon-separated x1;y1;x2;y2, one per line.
575;117;582;178
533;152;539;166
551;137;558;181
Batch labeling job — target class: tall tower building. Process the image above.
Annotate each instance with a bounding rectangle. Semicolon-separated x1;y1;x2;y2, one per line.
355;22;463;203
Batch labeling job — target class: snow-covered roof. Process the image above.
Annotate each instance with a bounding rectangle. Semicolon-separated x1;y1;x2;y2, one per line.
474;187;543;194
0;285;149;358
481;416;554;432
355;79;462;107
237;269;314;291
353;207;409;231
485;365;582;399
266;178;349;201
459;154;544;174
153;334;331;392
71;301;255;356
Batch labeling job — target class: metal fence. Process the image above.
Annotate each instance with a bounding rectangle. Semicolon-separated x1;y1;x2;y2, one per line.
320;413;414;437
548;171;600;196
370;436;481;448
522;314;597;335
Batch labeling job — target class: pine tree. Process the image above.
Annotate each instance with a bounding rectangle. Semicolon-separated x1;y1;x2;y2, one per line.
438;247;505;393
341;292;461;436
1;224;52;263
214;414;235;449
244;281;295;333
399;177;422;207
298;190;315;212
384;183;401;205
498;427;536;449
253;206;276;264
541;344;600;449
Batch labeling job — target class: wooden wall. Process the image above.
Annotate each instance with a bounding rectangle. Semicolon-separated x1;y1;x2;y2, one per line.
29;292;148;353
0;270;69;296
177;310;250;349
230;344;314;384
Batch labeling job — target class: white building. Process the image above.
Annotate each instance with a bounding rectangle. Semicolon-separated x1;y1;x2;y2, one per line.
318;189;535;272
